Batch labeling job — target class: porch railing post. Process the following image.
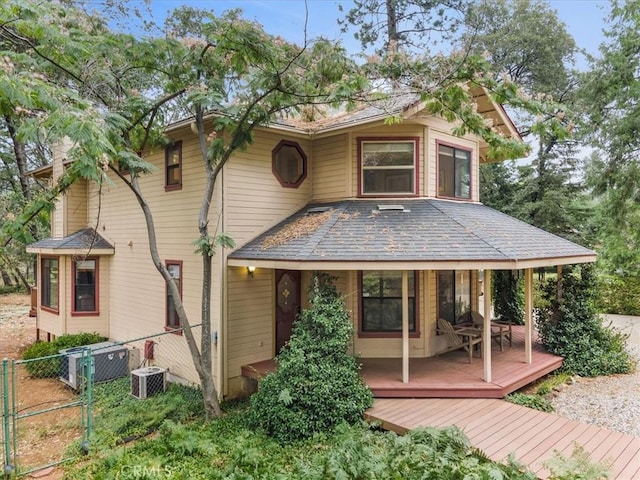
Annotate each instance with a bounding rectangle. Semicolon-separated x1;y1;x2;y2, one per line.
483;269;492;383
402;270;409;384
525;268;533;364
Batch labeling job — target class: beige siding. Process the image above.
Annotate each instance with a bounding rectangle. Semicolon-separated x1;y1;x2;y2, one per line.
85;126;221;386
312;134;349;202
226;266;273;380
65;180;88;235
224;130;313;249
425;124;480;202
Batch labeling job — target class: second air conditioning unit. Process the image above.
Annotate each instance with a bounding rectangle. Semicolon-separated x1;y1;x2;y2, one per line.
131;366;167;399
59;342;129;390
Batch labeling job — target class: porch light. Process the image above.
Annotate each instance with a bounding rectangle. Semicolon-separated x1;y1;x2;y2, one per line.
247;266;256;277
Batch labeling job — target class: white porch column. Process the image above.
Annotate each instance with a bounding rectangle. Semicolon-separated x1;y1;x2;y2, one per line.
483;269;492;382
402;270;409;384
525;268;533;364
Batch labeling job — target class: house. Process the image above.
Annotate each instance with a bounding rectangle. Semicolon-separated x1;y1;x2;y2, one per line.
26;89;596;399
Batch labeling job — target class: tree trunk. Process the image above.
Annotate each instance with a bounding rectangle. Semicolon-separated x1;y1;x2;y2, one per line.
386;0;399;53
5;114;31;201
121;171;222;419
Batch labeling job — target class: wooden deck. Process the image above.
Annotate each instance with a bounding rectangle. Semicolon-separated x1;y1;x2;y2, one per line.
242;326;563;398
366;398;640;480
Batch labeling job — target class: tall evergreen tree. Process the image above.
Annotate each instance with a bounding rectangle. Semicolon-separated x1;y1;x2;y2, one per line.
582;0;640;275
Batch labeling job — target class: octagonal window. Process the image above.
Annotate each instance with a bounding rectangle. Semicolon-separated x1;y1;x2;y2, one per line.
272;140;307;188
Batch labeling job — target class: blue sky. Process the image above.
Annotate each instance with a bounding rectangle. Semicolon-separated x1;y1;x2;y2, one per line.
146;0;612;65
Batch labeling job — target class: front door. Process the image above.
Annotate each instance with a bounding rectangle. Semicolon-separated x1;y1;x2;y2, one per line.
275;270;301;354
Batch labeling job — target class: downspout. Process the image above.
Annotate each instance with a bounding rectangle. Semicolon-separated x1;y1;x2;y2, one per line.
217;160;226;399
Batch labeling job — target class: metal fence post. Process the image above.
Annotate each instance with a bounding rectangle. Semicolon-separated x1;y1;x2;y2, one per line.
80;348;93;453
2;358;14;476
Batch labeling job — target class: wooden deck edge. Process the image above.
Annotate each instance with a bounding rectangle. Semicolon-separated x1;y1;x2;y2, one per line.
496;358;563;396
371;386;504;399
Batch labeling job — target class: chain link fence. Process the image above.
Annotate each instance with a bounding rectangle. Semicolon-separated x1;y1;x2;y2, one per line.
1;325;201;476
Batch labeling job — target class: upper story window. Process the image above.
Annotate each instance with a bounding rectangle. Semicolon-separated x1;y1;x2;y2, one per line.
272;140;307;188
438;143;471;199
359;138;418;196
360;270;417;336
166;260;182;332
165;141;182;191
41;257;59;312
72;258;98;314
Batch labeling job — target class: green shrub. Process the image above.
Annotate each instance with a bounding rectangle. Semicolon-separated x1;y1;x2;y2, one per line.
493;270;525;324
249;272;373;443
21;332;107;378
55;332;106;350
536;264;634;377
21;341;61;378
594;274;640;315
0;285;26;295
505;393;553;412
534;372;571;396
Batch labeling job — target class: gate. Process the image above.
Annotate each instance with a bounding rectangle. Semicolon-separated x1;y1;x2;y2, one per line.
1;352;92;476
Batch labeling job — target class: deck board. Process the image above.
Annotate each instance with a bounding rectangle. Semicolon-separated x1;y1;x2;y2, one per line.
365;398;640;480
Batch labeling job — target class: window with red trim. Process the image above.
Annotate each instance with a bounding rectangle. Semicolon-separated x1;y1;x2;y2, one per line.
165;142;182;191
41;257;59;311
437;143;471;199
359;138;418;196
437;270;471;325
166;260;182;330
72;258;98;313
361;271;416;333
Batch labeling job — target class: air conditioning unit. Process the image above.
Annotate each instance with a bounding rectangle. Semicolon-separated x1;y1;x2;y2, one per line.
59;342;129;389
131;367;167;399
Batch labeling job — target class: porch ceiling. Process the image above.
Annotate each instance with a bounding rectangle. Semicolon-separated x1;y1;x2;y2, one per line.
227;199;596;270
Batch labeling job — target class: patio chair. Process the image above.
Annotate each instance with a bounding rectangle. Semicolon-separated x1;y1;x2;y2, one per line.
464;311;511;350
436;318;483;363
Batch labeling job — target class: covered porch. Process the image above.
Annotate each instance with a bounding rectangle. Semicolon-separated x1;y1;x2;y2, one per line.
242;325;563;398
228;199;594;397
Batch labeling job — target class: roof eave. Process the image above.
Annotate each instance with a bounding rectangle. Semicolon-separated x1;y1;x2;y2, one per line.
26;246;115;255
227;254;596;271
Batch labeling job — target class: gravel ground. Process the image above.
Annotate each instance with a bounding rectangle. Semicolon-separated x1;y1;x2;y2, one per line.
548;315;640;437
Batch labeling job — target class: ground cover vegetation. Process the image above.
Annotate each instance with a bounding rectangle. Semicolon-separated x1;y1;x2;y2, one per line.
64;376;608;480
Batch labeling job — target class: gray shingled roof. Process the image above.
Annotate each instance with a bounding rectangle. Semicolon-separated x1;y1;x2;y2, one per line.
272;93;421;132
27;229;114;252
228;199;595;267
